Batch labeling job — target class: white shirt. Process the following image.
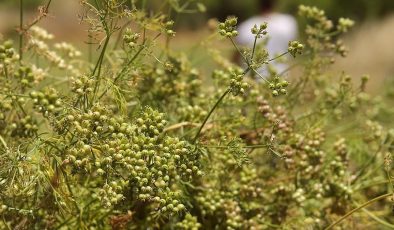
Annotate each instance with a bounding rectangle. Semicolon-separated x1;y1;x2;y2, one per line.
237;13;298;75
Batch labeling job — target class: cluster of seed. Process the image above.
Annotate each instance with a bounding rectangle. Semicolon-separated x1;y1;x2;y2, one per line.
30;88;62;116
287;128;325;172
54;42;82;58
136;108;166;137
298;5;332;29
175;140;203;179
268;76;289;96
312;183;325;199
335;40;348;57
329;156;348;179
327;140;350;183
257;98;293;132
0;100;11;121
197;188;226;215
176;105;207;122
139;57;201;101
31;65;47;83
66;140;94;171
163;20;176;36
0;40;18;66
218;17;238;38
62;107;201;210
67;105;111;139
288;41;304;58
337;18;355;33
212;69;230;82
271;106;294;133
224;200;244;230
196;189;232;215
97;180;128;207
15;66;35;89
71;75;95;96
123;28;140;48
292;188;306;204
152;190;186;214
324;75;352;108
267;183;295;222
28;26;80;75
30;26;54;40
298;5;336;56
257;98;273;118
287;130;352;204
9;115;38;138
364;120;384;142
251;22;268;37
279;144;296;164
65;111;134;170
325;156;353;201
227;68;248;96
298;4;353;68
239;167;263;199
29;36;64;68
176;214;201;230
333;138;348;161
129;133;195;208
119;109;200;210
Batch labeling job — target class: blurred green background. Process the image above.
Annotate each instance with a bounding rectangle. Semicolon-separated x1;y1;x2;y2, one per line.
3;0;394;26
204;0;394;22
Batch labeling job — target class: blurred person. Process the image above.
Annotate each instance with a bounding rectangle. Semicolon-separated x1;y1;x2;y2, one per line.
236;0;298;76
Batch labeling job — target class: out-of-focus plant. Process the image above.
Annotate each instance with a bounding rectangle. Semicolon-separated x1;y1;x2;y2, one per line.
0;1;393;229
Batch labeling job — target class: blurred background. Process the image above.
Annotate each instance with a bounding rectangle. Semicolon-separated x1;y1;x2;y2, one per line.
0;0;393;95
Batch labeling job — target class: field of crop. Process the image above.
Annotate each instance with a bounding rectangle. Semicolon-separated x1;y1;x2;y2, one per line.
0;1;393;229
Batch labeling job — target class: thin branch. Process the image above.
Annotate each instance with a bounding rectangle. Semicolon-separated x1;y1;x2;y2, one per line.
192;89;230;144
325;193;393;230
23;0;53;32
230;37;249;65
164;122;200;132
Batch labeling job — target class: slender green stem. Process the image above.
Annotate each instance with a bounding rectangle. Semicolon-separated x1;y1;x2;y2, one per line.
359;205;394;228
97;41;146;100
268;51;289;62
19;0;24;61
22;0;52;31
0;135;8;150
192;89;230;144
325;193;393;230
251;68;270;83
92;37;110;100
92;35;110;77
250;35;259;60
97;31;160;101
60;168;80;212
230;37;249;65
204;144;268;149
192;66;250;144
91;0;110;77
112;20;132;50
